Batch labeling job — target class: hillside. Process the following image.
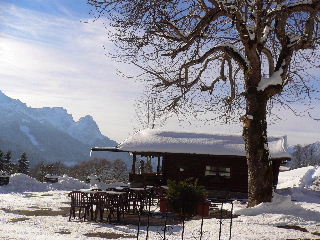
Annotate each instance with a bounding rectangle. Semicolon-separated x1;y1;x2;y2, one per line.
0;90;130;166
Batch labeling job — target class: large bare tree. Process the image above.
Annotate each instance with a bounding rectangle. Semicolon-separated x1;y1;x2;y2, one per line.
88;0;320;206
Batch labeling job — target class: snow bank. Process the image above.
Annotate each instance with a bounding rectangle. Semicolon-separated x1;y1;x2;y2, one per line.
309;166;320;191
50;175;90;191
277;166;313;189
236;166;320;221
299;167;318;188
0;173;130;193
0;174;89;193
0;174;48;192
235;193;320;221
114;129;291;159
277;166;319;189
276;166;320;204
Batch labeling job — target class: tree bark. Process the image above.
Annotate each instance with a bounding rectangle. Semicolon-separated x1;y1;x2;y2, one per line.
243;87;273;207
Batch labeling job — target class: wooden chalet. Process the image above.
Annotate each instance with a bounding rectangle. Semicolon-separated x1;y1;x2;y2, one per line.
92;129;291;198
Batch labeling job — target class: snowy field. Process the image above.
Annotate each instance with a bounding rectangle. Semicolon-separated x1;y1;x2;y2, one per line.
0;166;319;240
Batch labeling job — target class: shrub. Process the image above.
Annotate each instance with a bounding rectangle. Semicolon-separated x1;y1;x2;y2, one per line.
167;179;207;217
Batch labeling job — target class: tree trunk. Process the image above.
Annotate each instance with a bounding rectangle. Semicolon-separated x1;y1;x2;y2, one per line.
243;90;273;207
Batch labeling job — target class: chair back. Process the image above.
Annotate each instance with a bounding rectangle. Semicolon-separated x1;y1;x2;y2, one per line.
68;191;88;207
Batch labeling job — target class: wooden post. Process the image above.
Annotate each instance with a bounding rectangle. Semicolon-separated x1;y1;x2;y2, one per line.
132;153;136;174
157;156;161;174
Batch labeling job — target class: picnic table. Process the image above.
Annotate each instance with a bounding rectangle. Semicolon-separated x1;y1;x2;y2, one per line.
82;190;127;221
68;187;154;222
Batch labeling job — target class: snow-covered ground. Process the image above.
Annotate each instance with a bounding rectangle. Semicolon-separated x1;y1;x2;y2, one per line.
0;167;319;240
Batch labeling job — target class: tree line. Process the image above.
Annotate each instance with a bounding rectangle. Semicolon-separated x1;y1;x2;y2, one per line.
0;150;29;175
30;158;128;183
290;144;320;169
0;150;128;183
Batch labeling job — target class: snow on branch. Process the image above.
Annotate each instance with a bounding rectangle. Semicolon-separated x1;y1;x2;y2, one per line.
218;43;249;67
257;67;284;91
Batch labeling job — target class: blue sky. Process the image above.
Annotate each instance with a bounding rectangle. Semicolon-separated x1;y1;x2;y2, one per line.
0;0;319;145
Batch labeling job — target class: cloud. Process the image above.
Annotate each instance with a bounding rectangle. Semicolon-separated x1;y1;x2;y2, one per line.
0;1;319;145
0;3;143;142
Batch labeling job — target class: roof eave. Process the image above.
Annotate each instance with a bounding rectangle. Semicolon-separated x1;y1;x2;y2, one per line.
91;147;127;153
92;147;291;160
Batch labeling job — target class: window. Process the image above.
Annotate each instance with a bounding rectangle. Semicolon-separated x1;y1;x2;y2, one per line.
205;166;231;178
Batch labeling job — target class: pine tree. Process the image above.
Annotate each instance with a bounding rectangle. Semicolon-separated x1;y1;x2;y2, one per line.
0;150;4;172
18;152;29;175
4;151;13;174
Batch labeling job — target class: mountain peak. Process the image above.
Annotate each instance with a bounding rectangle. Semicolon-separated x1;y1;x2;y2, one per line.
0;90;128;166
78;115;98;129
79;115;94;122
0;90;27;109
0;90;10;101
0;90;106;145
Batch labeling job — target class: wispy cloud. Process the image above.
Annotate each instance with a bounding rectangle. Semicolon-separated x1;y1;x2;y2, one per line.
0;1;319;145
0;3;143;141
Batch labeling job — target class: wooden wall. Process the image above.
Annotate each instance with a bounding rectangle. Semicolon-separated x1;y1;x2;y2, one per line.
162;154;249;193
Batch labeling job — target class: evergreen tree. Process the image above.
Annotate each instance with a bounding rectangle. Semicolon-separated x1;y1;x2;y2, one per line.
0;150;4;172
18;152;29;175
4;151;13;174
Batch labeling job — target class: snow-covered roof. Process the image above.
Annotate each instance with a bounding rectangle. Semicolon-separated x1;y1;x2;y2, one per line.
115;129;291;159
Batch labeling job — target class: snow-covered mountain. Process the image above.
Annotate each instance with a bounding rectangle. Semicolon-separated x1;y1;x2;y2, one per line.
0;90;129;165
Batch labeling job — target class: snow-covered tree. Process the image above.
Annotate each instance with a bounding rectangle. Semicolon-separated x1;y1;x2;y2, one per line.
291;143;320;168
89;0;320;206
18;152;29;175
291;144;304;168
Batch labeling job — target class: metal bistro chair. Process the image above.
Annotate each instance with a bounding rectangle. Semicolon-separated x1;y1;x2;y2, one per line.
68;191;91;221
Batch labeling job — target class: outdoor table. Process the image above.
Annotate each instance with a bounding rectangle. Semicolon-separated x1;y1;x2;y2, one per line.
83;190;127;222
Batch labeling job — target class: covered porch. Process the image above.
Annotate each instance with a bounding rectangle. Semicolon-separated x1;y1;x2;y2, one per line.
129;153;165;186
91;147;165;187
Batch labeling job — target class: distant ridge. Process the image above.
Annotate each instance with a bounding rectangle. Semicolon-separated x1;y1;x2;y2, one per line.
0;90;130;166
